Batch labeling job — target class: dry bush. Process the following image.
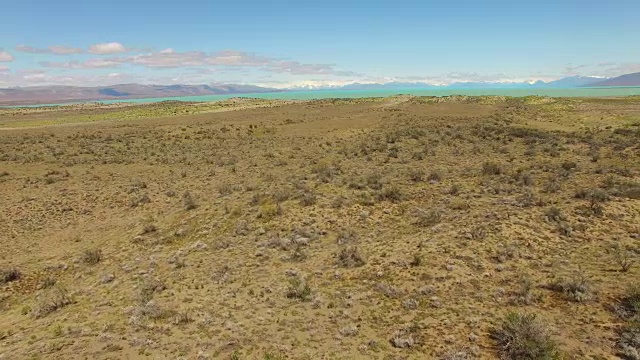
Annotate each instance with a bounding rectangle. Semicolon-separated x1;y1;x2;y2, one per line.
428;170;443;182
366;172;383;190
491;312;559;360
482;161;502;176
544;207;564;222
1;268;21;284
377;185;403;203
614;245;636;273
31;286;73;318
614;285;640;359
219;183;234;196
299;191;317;206
138;277;166;303
546;274;592;302
409;168;424;182
81;249;102;265
182;191;197;210
414;208;443;227
336;228;358;245
286;276;312;302
337;246;366;268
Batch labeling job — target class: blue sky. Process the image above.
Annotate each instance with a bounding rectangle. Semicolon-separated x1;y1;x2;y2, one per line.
1;0;639;88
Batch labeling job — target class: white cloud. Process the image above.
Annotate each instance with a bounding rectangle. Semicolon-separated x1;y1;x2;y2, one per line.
0;51;14;62
40;58;123;69
16;44;83;55
49;45;84;55
109;49;357;77
89;42;126;54
265;60;361;76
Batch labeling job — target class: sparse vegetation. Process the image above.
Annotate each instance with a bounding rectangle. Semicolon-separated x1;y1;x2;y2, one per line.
0;96;638;358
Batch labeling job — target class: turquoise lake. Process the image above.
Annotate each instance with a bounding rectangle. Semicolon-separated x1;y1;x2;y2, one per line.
5;87;640;108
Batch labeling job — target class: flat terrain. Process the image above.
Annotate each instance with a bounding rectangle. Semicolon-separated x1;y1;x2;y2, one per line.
0;95;639;359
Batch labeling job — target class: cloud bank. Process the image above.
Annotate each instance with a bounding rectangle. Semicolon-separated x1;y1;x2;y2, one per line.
4;41;640;88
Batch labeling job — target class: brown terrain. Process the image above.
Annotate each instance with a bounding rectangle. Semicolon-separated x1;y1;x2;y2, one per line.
0;95;639;359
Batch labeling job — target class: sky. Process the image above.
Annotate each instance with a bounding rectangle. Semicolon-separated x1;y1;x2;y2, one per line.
1;0;639;88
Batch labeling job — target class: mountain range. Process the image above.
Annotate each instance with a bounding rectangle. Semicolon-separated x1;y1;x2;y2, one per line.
1;72;639;106
295;73;640;91
0;84;278;106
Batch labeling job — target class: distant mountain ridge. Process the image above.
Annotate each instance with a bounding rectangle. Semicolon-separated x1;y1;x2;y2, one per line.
2;72;640;106
291;73;640;91
293;76;614;91
588;72;640;87
0;83;279;106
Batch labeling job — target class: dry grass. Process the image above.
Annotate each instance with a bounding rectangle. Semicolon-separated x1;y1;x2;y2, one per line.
0;95;639;358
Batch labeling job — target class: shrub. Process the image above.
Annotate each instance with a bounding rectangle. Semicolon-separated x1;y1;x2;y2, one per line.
614;244;636;273
81;249;102;265
561;161;577;171
414;208;442;227
482;161;502;176
138;278;166;303
546;274;592;302
428;170;442;182
544;207;564;222
219;183;234;196
183;191;197;210
129;194;151;208
290;244;307;262
409;253;423;267
141;223;157;235
299;191;317;206
448;184;461;195
510;277;538;305
617;285;640;320
31;286;73;318
615;285;640;359
1;268;21;284
337;246;366;268
491;312;559;360
522;172;535;186
469;225;486;240
542;178;561;193
377;186;403;203
258;203;282;220
408;168;424;182
273;187;292;202
366;173;383;190
286;276;312;301
336;228;358;245
556;222;572;237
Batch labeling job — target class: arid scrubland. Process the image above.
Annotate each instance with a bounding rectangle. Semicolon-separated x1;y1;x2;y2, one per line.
0;96;639;359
